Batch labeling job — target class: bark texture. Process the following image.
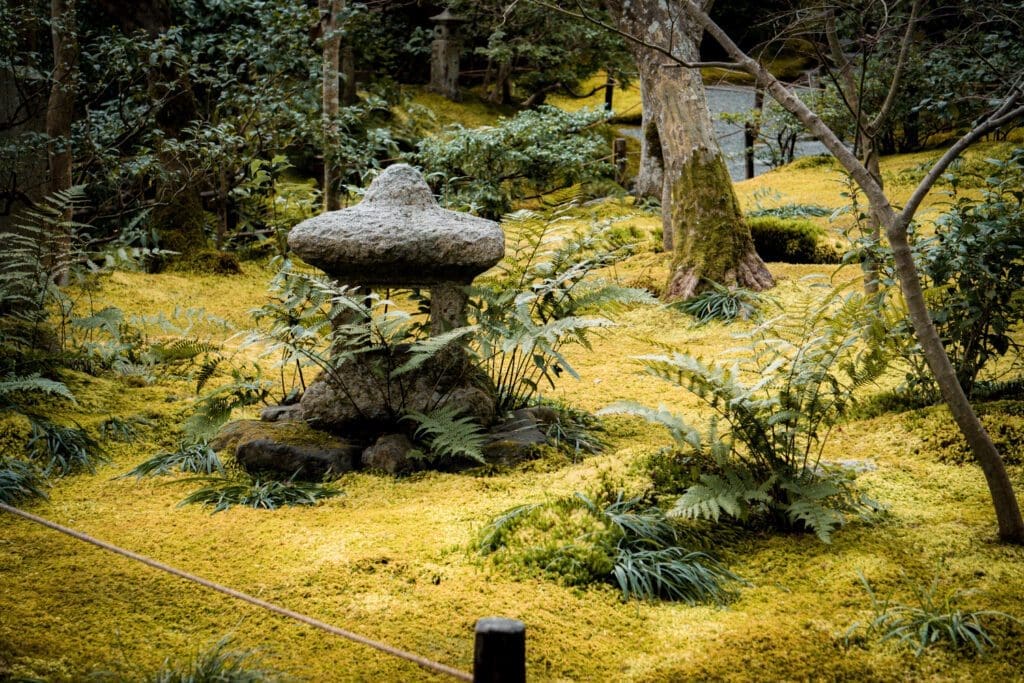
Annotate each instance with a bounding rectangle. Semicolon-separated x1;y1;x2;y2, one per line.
46;0;77;282
608;0;772;298
320;0;343;211
633;73;664;202
686;0;1024;543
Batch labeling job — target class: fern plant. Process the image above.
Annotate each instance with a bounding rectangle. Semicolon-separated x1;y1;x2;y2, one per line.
607;281;892;542
0;457;48;504
403;405;487;465
470;202;656;412
478;489;741;604
845;573;1020;656
179;475;342;513
122;442;223;479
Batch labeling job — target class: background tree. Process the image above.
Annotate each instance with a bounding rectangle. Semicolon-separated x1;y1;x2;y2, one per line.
451;0;633;107
598;0;774;299
45;0;77;282
682;0;1024;543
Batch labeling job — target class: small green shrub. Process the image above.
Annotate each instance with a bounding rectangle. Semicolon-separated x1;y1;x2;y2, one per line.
478;490;740;603
143;636;284;683
416;106;613;219
179;476;342;513
671;281;768;325
606;283;890;542
845;573;1019;657
747;215;839;264
123;442;224;479
0;457;48;504
746;203;832;219
26;417;105;476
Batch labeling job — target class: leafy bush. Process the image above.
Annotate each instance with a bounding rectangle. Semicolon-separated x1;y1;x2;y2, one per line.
606;283;890;542
906;149;1024;398
143;636;284;683
470;203;656;412
0;457;48;504
845;573;1019;657
746;203;832;219
123;442;224;479
479;490;740;603
747;216;839;264
416;106;613;218
26;418;105;476
671;281;768;325
179;476;342;514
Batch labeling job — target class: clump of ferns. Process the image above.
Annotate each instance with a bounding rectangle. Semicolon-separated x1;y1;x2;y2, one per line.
122;441;224;479
606;280;895;542
844;572;1021;657
478;488;741;604
469;200;657;413
179;473;342;514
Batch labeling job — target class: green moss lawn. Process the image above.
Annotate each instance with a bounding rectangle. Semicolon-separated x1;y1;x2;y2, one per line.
2;153;1023;682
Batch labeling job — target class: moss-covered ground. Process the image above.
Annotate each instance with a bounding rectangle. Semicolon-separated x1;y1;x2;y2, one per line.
2;152;1024;682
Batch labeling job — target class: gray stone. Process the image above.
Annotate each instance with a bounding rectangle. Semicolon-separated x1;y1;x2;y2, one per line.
260;404;305;422
300;347;496;433
361;433;419;475
210;419;358;481
287;164;503;286
481;407;553;463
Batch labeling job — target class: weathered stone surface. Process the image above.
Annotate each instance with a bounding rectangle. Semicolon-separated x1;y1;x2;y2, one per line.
260;404;305;422
286;164;503;286
300;347;496;433
210;419;358;481
361;433;419;475
481;407;555;463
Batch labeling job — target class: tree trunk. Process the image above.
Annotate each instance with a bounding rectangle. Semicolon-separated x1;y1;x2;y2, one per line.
341;42;356;106
46;0;77;284
609;0;773;298
320;0;343;211
687;0;1024;544
633;71;664;204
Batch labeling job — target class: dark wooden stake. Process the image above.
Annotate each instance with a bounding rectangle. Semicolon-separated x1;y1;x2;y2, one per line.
613;137;627;184
473;617;525;683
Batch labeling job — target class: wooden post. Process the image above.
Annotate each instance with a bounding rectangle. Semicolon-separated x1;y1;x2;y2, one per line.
613;137;627;185
473;617;525;683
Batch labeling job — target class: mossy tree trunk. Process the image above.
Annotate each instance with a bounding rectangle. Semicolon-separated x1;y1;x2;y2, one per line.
608;0;772;299
687;0;1024;544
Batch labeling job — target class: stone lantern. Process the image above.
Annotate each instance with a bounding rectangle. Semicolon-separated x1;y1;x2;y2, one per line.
286;164;503;433
428;8;466;100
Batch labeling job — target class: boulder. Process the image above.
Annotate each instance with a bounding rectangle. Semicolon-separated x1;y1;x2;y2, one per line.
210;419;358;481
361;433;420;475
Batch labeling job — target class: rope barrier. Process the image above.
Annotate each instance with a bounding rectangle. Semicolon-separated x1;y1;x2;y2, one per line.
0;501;473;682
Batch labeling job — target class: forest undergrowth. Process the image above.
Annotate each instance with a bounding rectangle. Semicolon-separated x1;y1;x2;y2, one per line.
1;153;1023;682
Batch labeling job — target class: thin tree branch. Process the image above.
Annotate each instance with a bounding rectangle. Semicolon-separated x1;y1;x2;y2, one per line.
529;0;742;70
899;84;1024;225
868;0;922;133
